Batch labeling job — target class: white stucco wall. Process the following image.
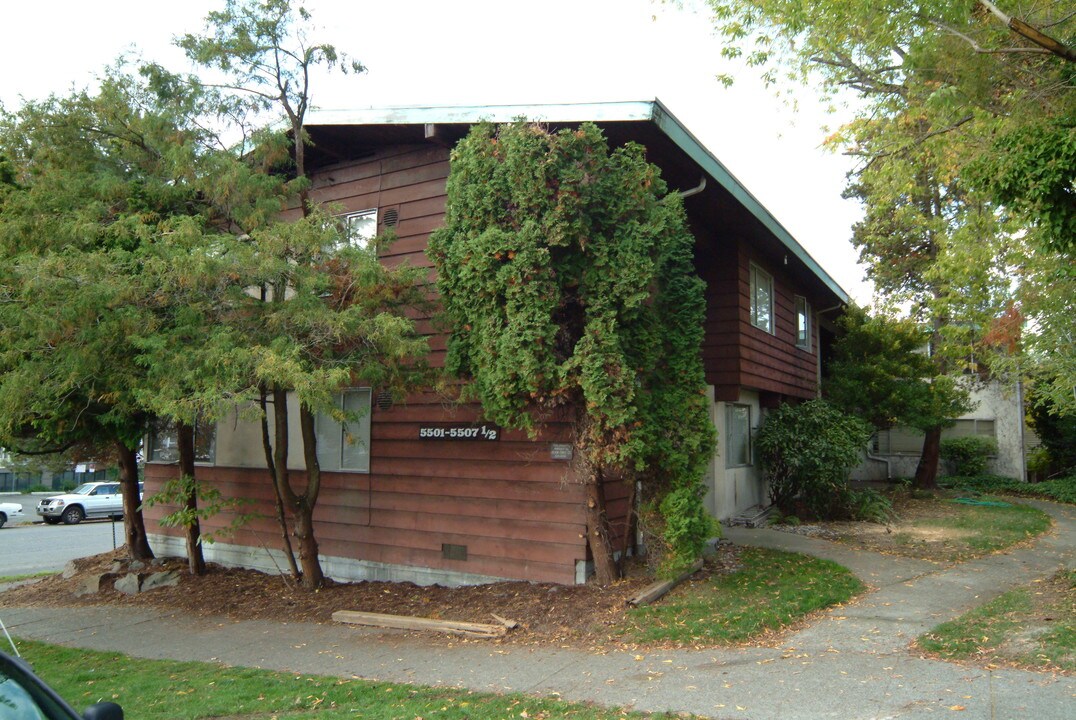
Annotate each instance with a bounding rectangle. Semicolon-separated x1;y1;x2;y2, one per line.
851;379;1026;481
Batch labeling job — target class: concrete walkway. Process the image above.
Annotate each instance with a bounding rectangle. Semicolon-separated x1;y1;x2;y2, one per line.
3;500;1073;720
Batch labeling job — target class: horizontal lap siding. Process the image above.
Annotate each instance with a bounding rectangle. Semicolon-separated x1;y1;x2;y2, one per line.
699;242;741;399
146;144;587;585
739;248;818;399
699;241;819;400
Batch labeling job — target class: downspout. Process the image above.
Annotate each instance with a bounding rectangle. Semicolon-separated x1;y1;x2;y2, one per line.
815;303;845;398
1017;376;1027;483
676;177;707;198
866;447;894;480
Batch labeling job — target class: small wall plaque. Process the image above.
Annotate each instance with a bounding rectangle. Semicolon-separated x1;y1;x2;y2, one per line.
550;443;574;461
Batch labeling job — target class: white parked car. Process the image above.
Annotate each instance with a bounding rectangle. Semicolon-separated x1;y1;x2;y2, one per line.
0;501;24;529
35;482;140;525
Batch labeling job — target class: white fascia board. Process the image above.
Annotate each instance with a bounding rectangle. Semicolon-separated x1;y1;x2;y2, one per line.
306;99;849;303
305;100;658;127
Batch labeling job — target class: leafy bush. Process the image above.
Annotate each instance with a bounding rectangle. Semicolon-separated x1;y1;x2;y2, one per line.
940;436;998;476
943;473;1076;505
756;399;872;519
847;488;895;522
20;484;50;494
1026;446;1052;479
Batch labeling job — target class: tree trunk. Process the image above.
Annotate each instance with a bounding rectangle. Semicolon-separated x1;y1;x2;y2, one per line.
176;423;206;576
296;404;325;589
115;440;154;560
914;425;943;490
615;479;637;575
259;386;301;579
585;468;618;586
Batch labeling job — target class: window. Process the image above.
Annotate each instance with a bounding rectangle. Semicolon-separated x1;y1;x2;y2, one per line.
873;419;996;454
795;296;812;350
341;209;378;248
726;404;752;467
749;264;774;334
947;419;996;439
147;420;216;464
316;388;372;472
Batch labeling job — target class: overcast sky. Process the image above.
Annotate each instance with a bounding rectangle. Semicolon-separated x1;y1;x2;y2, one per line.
1;0;871;303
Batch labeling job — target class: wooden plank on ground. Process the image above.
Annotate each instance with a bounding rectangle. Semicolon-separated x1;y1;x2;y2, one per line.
626;560;704;607
332;610;507;638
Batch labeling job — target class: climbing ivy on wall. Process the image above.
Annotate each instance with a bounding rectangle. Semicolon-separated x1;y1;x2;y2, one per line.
428;122;715;580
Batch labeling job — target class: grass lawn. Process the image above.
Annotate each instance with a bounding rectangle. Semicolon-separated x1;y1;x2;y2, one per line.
11;639;680;720
830;491;1052;562
622;547;865;645
916;569;1075;672
0;571;56;584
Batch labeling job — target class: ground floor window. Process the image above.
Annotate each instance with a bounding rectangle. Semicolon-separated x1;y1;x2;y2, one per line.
872;419;996;454
315;388;372;472
147;419;216;464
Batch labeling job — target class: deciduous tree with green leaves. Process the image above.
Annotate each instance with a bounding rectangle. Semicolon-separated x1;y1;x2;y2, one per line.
700;0;1071;469
428;122;715;584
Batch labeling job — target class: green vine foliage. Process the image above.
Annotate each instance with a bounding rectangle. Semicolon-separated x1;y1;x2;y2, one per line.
428;122;716;572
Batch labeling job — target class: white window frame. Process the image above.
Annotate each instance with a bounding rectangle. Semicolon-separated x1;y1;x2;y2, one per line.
315;388;372;473
726;404;753;468
749;264;774;334
795;295;812;351
340;209;378;249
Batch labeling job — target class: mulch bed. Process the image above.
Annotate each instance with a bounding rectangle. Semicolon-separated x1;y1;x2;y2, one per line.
0;544;747;649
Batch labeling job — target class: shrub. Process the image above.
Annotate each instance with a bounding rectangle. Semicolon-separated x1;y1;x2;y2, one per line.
944;473;1076;505
20;484;50;494
755;399;872;518
847;488;895;522
940;436;998;476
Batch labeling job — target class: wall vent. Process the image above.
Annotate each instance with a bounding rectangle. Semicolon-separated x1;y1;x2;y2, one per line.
375;389;394;411
381;208;400;227
442;543;468;561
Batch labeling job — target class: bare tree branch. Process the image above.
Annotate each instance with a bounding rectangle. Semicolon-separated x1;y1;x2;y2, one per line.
977;0;1076;62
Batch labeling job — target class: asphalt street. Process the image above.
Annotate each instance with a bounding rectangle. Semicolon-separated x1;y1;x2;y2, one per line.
0;494;123;576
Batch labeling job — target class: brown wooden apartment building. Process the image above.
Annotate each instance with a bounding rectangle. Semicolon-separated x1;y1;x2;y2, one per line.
144;100;849;585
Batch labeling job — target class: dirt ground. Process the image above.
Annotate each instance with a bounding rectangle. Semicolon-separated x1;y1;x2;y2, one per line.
0;544;746;649
775;490;1044;562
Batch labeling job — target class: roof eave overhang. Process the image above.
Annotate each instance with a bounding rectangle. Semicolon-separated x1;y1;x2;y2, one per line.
305;100;849;304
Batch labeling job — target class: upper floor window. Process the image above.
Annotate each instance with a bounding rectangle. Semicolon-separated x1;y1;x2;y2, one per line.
749;264;774;334
315;388;372;473
341;209;378;249
795;296;812;351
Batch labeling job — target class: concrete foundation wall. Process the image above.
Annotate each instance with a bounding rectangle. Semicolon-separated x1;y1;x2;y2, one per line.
148;534;511;587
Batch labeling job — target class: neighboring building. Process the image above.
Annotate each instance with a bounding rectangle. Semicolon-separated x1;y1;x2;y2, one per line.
143;100;848;585
852;379;1028;482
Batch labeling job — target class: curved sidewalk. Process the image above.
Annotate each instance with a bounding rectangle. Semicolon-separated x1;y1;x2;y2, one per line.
3;500;1073;720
